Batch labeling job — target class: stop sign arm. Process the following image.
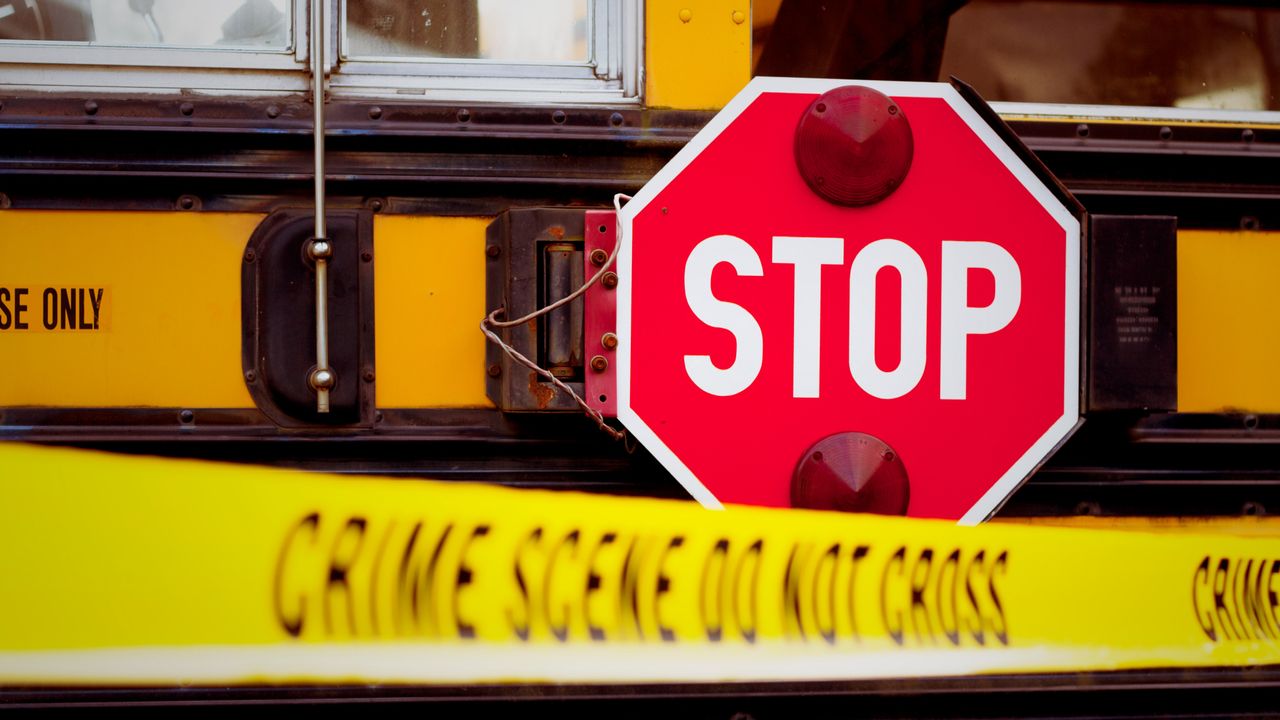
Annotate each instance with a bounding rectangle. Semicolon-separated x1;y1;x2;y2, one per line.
616;77;1087;523
950;77;1087;222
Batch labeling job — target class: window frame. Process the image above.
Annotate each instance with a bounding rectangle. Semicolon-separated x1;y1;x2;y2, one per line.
331;0;641;103
0;0;643;103
0;0;308;94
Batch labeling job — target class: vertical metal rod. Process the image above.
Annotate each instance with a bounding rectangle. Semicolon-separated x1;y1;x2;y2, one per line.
309;0;333;413
312;0;326;241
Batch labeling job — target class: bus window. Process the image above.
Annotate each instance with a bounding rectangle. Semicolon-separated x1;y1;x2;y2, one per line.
0;0;636;102
343;0;587;63
0;0;291;49
753;1;1280;115
940;1;1280;111
332;0;638;104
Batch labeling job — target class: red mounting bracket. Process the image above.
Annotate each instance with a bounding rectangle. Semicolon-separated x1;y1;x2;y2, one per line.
584;209;618;418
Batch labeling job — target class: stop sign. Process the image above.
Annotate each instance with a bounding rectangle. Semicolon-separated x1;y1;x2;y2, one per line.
616;78;1081;524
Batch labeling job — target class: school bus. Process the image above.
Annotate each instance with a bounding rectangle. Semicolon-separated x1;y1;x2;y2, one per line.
2;0;1280;713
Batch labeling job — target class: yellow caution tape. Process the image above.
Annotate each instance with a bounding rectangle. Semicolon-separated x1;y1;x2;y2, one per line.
1;442;1279;685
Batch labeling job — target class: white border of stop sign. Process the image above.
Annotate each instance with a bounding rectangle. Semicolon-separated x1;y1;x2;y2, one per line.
617;77;1081;525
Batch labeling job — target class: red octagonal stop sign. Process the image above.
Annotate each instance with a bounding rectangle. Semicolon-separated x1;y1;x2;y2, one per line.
617;78;1082;524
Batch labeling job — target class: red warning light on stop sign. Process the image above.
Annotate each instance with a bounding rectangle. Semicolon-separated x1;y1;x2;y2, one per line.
617;78;1081;524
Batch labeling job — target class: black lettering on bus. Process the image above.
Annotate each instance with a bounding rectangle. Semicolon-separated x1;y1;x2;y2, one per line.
89;288;103;329
453;524;490;639
14;288;28;329
59;287;75;330
585;531;618;641
325;516;368;637
273;512;319;638
0;288;10;329
42;288;56;330
75;288;91;330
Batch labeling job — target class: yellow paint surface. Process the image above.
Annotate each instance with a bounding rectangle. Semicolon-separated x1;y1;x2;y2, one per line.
1179;230;1280;412
0;211;256;408
646;0;751;109
374;215;493;408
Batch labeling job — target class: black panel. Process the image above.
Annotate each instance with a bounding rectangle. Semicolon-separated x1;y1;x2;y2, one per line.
1088;215;1178;411
241;209;375;427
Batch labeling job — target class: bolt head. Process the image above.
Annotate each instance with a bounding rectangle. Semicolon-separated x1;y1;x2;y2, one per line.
602;271;619;289
601;332;619;350
309;240;332;260
486;244;501;258
590;355;609;372
310;368;336;390
590;248;609;266
487;363;502;377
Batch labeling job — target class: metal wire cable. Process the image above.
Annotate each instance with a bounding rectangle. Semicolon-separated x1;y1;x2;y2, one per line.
481;194;632;441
